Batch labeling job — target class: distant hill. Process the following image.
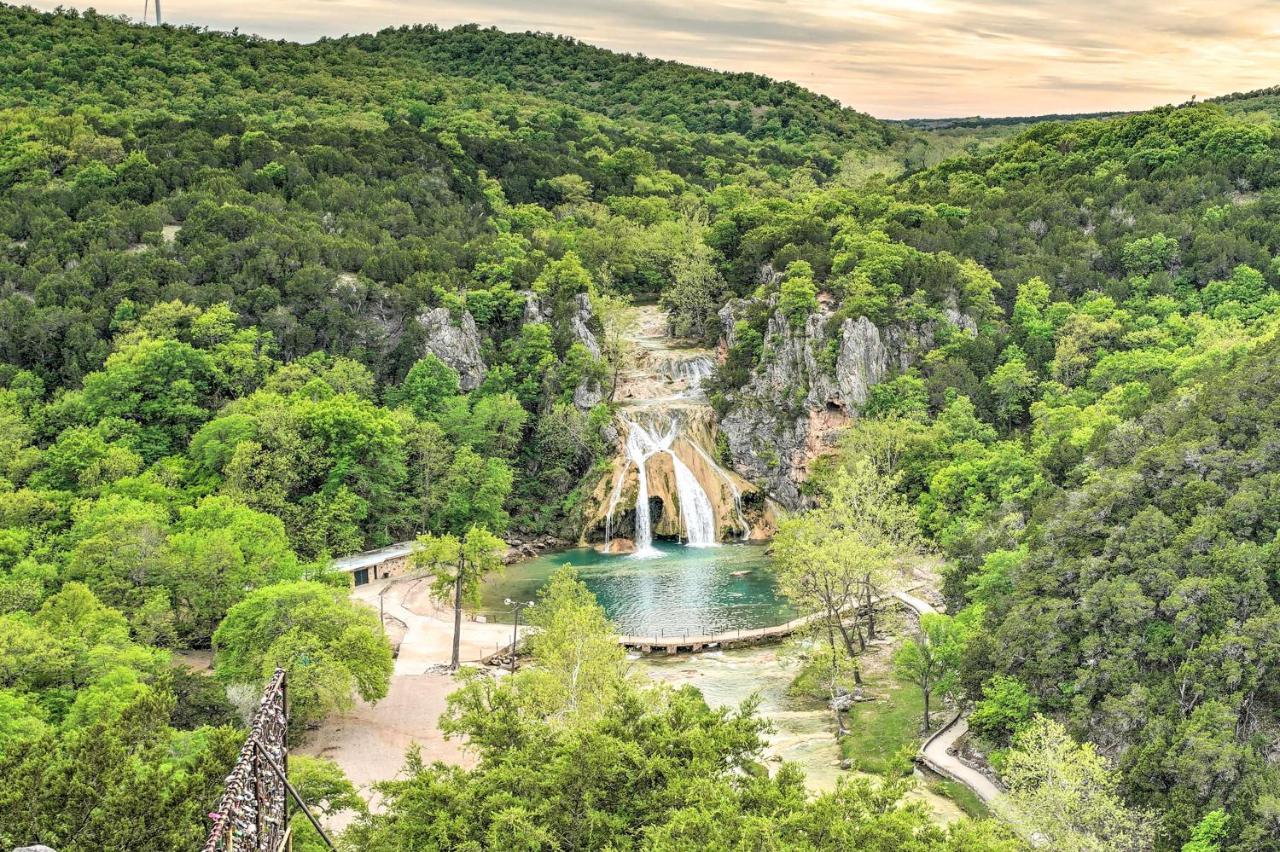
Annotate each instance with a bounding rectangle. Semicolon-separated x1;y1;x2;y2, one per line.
332;24;901;151
897;111;1129;130
1212;85;1280;118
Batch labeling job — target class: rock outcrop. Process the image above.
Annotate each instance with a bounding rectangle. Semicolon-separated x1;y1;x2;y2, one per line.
522;291;603;410
718;293;974;509
417;307;487;391
570;292;601;357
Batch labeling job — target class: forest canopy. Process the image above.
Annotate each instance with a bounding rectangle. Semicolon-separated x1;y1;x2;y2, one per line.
0;3;1278;850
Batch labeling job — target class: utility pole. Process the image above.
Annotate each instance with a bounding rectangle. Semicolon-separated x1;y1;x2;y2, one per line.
154;0;161;25
504;598;532;674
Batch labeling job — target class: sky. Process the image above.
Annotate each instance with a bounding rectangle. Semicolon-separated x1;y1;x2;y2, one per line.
24;0;1280;118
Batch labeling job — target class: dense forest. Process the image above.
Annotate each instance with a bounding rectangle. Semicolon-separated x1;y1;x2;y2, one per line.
1;4;1278;850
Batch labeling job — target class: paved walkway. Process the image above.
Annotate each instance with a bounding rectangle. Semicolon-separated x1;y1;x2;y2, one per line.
919;715;1003;804
891;588;1004;806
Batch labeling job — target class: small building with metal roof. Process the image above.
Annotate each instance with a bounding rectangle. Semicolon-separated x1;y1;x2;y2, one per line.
331;540;416;585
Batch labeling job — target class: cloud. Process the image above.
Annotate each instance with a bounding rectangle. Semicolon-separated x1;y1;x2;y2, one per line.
23;0;1280;117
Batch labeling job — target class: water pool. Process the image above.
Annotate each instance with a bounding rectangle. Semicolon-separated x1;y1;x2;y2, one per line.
479;541;795;636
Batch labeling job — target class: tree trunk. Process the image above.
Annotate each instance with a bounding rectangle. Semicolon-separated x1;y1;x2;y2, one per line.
835;619;862;658
450;571;463;670
864;573;876;639
832;618;863;685
922;678;932;734
609;361;621;403
825;620;846;732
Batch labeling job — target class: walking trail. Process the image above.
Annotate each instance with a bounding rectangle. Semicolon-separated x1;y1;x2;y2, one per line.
297;576;519;793
893;590;1003;806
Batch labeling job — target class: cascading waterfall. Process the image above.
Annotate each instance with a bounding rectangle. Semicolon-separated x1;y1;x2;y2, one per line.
688;441;750;540
668;448;718;546
669;355;714;392
593;305;771;554
625;421;664;558
612;414;720;557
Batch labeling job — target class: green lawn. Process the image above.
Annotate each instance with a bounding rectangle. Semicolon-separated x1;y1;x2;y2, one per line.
838;671;926;776
926;778;990;819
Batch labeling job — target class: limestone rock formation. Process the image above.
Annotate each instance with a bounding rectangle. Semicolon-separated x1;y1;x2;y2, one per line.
417;307;487;391
573;377;606;410
570;292;601;357
718;292;974;509
521;289;547;324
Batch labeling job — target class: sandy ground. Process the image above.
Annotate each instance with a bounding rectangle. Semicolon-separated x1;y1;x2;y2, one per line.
174;648;214;673
296;576;521;796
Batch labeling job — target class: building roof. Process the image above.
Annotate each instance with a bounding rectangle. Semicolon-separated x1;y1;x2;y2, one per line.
331;540;416;572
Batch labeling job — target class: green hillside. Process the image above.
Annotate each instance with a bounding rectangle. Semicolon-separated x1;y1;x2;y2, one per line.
0;4;1278;850
337;24;900;151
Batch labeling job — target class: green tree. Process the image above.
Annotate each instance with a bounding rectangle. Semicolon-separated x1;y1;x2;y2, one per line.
414;526;505;670
998;716;1154;852
1181;810;1228;852
779;260;819;328
390;355;461;417
662;239;722;341
775;460;921;697
506;567;627;724
986;348;1038;429
288;755;365;851
969;674;1037;742
434;445;513;535
212;581;392;731
892;612;969;733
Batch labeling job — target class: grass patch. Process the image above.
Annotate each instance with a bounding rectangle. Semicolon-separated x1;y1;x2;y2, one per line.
927;778;990;819
838;670;925;776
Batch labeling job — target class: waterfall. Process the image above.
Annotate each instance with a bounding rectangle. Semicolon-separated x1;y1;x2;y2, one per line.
594;305;769;554
668;448;718;547
620;418;670;558
611;414;719;557
688;441;750;540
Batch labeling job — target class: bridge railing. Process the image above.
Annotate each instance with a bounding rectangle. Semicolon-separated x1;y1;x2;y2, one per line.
202;670;290;852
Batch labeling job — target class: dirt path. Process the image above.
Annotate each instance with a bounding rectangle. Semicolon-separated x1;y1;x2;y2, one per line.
297;577;521;796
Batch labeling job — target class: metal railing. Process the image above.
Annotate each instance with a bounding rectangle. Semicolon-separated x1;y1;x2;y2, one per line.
201;669;335;852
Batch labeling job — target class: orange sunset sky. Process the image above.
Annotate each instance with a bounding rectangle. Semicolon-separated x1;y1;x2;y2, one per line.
23;0;1280;118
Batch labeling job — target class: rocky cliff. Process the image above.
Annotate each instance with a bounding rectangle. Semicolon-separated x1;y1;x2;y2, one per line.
524;290;606;410
418;307;488;391
718;294;974;509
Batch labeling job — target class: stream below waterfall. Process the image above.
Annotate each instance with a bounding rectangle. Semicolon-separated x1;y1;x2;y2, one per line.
639;647;966;824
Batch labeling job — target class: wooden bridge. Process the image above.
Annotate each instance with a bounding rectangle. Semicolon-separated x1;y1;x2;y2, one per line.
481;587;929;663
616;588;925;655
